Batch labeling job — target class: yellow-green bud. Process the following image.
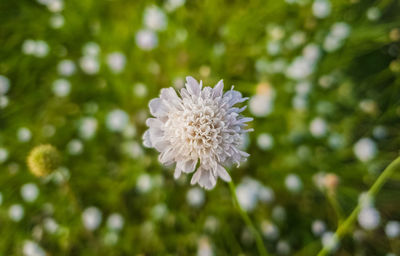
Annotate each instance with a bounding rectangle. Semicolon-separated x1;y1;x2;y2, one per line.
27;144;61;177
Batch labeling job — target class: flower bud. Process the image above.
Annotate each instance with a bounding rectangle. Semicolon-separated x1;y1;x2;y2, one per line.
27;144;61;177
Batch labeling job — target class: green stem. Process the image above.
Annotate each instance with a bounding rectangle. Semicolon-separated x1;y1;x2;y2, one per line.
326;191;344;225
228;181;269;256
317;156;400;256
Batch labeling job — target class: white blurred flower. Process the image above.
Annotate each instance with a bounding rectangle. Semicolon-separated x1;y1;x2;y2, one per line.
358;207;380;230
122;141;144;159
50;14;64;29
151;203;167;220
165;0;185;12
133;83;148;98
276;240;291;255
106;109;129;132
312;0;331;18
135;29;158;50
0;96;9;109
0;147;9;163
80;55;100;75
106;52;126;74
82;42;100;56
79;117;98;140
143;77;252;190
34;40;49;58
22;40;37;55
312;219;326;236
285;174;302;193
309;117;328;138
367;7;381;21
17;127;32;142
143;5;167;31
249;94;274;117
261;221;279;240
197;237;214;256
236;177;272;211
286;56;315;80
0;75;10;95
57;60;76;77
186;187;205;208
353;138;377;162
23;240;46;256
0;191;2;205
303;44;321;62
257;133;274;150
321;231;338;252
267;41;281;56
21;183;39;203
331;22;351;39
107;213;124;231
9;204;24;222
82;206;102;231
385;221;400;238
43;218;59;234
136;173;153;193
52;78;71;97
67;139;83;155
47;0;63;12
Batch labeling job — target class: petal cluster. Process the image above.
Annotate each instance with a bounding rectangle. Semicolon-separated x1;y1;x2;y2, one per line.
143;77;252;189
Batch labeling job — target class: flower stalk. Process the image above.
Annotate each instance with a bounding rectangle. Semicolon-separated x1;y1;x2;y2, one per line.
228;180;270;256
317;155;400;256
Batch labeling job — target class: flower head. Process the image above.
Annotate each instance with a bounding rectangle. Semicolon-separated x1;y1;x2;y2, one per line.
27;144;61;177
143;76;252;189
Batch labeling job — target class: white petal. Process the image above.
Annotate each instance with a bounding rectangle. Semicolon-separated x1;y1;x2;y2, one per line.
154;140;170;152
213;79;224;97
142;130;152;148
190;169;202;185
160;88;183;110
177;159;197;174
146;118;164;128
185;76;201;96
173;168;181;179
216;165;231;182
158;147;175;164
149;98;168;117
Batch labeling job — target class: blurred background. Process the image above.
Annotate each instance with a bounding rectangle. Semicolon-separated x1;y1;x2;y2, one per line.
0;0;400;255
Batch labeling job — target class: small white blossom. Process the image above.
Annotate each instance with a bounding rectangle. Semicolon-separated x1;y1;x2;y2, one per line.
23;240;46;256
82;206;102;231
107;213;124;231
385;221;400;238
312;0;331;18
143;5;167;31
309;117;328;138
186;187;205;207
52;79;71;97
0;75;10;95
9;204;24;222
353;137;377;162
106;109;129;132
0;147;9;163
17;127;32;142
20;183;39;203
285;174;302;193
358;207;380;230
143;77;253;190
57;60;76;76
312;219;326;236
257;133;274;150
106;52;126;74
135;29;158;51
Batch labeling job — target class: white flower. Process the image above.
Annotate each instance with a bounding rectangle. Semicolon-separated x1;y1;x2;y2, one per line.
106;52;126;74
135;29;158;50
143;76;252;190
0;75;10;95
52;79;71;97
385;221;400;238
20;183;39;203
358;207;380;230
82;206;102;231
143;5;168;31
353;137;377;162
23;240;46;256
